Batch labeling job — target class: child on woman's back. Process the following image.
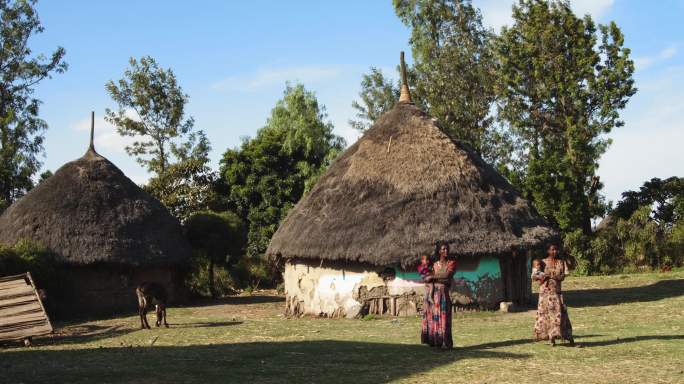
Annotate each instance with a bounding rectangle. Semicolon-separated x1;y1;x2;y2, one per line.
531;259;546;282
418;254;433;281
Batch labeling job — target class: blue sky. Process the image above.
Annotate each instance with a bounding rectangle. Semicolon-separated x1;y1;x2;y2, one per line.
29;0;683;206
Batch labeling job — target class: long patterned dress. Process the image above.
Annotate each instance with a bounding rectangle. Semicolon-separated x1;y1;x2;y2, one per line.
533;258;573;342
420;259;457;348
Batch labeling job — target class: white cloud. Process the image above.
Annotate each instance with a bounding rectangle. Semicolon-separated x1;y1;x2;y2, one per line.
70;111;137;154
570;0;614;19
212;65;343;91
475;0;615;31
634;46;678;71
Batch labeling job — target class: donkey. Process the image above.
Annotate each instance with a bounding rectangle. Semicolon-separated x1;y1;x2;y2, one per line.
135;282;169;329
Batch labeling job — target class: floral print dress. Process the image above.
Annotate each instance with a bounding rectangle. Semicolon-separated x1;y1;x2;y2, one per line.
533;258;573;342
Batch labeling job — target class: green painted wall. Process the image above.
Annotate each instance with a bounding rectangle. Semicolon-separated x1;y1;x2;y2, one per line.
394;256;501;282
394;256;503;308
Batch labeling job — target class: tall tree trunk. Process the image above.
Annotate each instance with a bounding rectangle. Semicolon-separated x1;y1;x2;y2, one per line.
579;174;593;235
208;258;216;299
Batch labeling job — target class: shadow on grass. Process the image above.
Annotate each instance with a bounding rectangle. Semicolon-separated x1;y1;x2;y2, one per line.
190;294;285;307
28;323;136;347
171;321;243;328
568;335;684;348
564;279;684;307
463;334;605;351
1;339;529;384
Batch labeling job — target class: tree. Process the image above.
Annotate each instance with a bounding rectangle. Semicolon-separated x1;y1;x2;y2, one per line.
351;1;507;166
0;0;67;212
567;177;684;275
219;83;345;260
144;130;215;221
395;0;498;159
613;177;684;227
349;67;399;132
37;169;52;184
184;211;245;298
496;0;636;237
105;56;213;221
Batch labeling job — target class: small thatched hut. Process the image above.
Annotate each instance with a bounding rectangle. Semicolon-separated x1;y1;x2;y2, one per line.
0;114;191;317
267;54;556;318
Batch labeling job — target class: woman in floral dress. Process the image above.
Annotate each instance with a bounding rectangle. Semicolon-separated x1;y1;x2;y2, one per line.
419;241;457;349
533;243;575;346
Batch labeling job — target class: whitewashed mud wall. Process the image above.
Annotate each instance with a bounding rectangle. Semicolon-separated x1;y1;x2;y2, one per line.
283;261;425;318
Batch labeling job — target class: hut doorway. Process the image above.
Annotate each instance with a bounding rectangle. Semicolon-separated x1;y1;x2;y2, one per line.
500;252;531;305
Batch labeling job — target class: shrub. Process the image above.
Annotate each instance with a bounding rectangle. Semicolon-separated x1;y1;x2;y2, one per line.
562;229;592;275
231;257;272;292
616;206;663;268
185;252;237;297
184;210;246;298
0;239;58;288
663;221;684;268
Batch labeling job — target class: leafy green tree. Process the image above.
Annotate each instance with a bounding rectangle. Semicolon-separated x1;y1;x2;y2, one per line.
219;83;345;260
394;0;497;159
570;177;684;274
37;170;52;183
349;67;400;132
185;211;245;298
105;56;213;221
666;219;684;267
105;56;195;175
616;206;663;269
496;0;636;237
0;239;58;291
352;1;511;167
613;177;684;227
144;130;215;221
0;0;67;211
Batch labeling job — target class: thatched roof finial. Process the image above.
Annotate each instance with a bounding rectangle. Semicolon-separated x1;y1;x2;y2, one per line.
399;51;412;103
83;111;101;159
89;111;95;151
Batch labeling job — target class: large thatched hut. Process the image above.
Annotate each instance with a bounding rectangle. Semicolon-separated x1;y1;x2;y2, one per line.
0;115;191;317
267;54;556;318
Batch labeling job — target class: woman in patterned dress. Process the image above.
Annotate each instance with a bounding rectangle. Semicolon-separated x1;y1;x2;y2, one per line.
419;241;457;349
533;243;575;346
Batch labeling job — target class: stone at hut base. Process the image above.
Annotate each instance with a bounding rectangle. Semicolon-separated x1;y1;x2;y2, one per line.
499;301;515;313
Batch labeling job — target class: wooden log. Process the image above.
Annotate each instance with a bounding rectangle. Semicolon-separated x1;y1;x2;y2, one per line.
1;311;47;325
0;325;52;341
0;274;29;283
26;272;52;332
0;280;30;290
0;285;34;299
0;295;37;308
0;301;42;317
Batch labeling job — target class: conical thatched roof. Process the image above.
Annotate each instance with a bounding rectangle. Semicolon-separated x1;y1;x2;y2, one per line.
267;101;556;268
0;125;191;266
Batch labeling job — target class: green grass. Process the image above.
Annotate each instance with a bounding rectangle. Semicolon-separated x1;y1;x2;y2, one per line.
2;271;684;383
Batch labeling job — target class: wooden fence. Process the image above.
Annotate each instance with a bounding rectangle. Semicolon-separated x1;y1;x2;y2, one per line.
0;273;53;343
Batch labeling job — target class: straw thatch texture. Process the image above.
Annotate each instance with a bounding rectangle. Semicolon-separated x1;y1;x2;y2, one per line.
0;149;190;266
267;102;556;267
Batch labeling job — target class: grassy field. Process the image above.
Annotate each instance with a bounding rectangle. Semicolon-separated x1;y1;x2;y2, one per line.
2;271;684;384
